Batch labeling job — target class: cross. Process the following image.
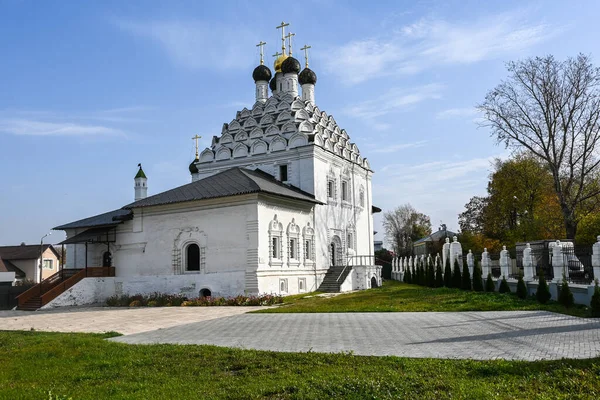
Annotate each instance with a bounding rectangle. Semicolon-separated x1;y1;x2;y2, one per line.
275;21;289;54
300;44;312;68
191;134;202;158
256;41;267;65
272;51;281;59
285;32;295;56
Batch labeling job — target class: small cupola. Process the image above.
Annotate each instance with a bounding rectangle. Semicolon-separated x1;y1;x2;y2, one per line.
299;44;316;104
134;163;148;201
253;41;272;103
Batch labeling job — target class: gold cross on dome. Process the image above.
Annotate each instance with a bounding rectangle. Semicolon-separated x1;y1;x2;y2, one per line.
300;44;311;67
191;134;202;158
275;21;289;53
285;32;295;56
272;51;281;59
256;41;267;65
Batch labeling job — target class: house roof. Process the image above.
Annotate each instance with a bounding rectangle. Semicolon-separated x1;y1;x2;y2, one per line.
123;167;322;209
53;209;133;230
413;229;458;246
0;244;59;260
0;258;25;278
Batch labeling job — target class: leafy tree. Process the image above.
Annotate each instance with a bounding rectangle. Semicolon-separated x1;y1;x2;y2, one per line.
536;270;552;304
461;261;471;291
382;204;432;257
479;54;600;239
516;274;528;299
575;212;600;246
499;276;511;293
591;279;600;318
558;275;574;308
452;259;462;288
472;261;484;292
458;196;488;234
485;273;495;292
444;257;452;287
435;259;444;288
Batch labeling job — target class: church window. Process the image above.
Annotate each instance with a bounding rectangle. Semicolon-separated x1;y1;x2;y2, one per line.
341;181;348;201
279;278;288;293
298;278;306;292
327;180;335;199
359;190;365;208
272;237;280;259
279;165;288;182
347;232;354;250
186;243;200;271
304;240;312;261
289;238;297;259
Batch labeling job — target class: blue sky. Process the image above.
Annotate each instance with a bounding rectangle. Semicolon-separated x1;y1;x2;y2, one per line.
1;0;599;246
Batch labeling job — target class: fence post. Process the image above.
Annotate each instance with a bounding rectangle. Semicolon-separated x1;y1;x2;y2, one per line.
523;243;534;281
552;240;564;282
481;248;490;277
500;245;510;278
467;250;474;277
592;236;600;281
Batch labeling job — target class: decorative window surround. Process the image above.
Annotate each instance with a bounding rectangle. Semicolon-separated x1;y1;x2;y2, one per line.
298;277;307;292
279;278;288;294
303;222;315;265
269;215;283;267
287;218;300;267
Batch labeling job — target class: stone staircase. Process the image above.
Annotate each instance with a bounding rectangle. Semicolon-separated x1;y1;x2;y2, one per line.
318;265;352;293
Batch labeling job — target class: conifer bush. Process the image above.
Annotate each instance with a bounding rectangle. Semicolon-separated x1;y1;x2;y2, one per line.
472;261;484;292
461;261;471;290
444;257;452;287
516;273;528;299
499;276;511;293
558;274;574;308
591;279;600;318
405;267;412;284
536;269;552;304
435;260;444;288
452;259;462;288
485;272;495;292
427;260;435;287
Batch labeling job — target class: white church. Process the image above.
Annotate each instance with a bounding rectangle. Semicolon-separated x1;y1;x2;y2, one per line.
20;23;381;309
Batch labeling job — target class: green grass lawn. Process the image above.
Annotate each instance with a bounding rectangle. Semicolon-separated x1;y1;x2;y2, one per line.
1;330;599;399
257;281;592;317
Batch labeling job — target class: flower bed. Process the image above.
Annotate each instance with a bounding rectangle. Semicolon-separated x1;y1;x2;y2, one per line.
105;292;283;307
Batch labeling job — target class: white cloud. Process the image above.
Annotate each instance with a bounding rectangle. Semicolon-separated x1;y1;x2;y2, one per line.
0;119;123;137
116;19;256;70
324;11;559;84
344;84;443;120
436;107;479;119
371;140;428;154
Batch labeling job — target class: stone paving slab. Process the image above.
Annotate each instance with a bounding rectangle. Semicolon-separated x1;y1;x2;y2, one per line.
110;311;600;361
0;306;264;335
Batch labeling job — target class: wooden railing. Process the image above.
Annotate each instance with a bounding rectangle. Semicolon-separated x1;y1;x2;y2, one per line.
16;266;115;309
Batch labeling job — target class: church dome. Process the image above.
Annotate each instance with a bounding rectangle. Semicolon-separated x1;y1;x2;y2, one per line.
281;56;301;74
299;67;317;85
189;159;199;174
252;64;272;82
269;72;281;91
273;53;289;72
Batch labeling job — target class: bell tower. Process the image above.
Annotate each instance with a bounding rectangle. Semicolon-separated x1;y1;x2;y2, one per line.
134;163;147;201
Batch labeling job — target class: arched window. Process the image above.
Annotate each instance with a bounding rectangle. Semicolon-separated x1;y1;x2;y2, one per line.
187;243;200;271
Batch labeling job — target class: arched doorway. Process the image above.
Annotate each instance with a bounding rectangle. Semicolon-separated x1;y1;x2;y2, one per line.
102;252;112;267
187;243;200;271
199;288;211;298
330;235;343;266
371;276;378;288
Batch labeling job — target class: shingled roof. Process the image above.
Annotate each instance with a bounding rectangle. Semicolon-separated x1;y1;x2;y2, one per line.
0;244;59;260
123;167;321;209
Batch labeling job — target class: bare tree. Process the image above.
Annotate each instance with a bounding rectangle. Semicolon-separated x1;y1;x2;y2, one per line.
382;204;431;256
478;54;600;238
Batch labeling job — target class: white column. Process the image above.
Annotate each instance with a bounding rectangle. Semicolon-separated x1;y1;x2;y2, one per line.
500;245;510;278
552;240;564;282
301;83;315;104
255;81;269;103
467;250;474;277
523;243;534;281
481;248;490;277
592;236;600;281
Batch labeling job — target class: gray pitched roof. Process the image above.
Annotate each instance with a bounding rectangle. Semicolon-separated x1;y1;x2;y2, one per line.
123;167;321;209
53;209;132;230
0;259;25;278
0;244;59;260
413;229;457;245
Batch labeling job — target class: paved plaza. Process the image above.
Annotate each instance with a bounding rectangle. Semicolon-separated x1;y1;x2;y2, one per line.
2;307;600;360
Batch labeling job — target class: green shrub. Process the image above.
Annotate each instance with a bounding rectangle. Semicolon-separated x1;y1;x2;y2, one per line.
147;300;158;307
591;279;600;318
472;261;484;292
516;274;528;299
461;262;471;291
444;257;452;287
405;267;412;284
485;273;495;292
536;269;552;304
498;276;511;293
452;259;462;288
435;259;444;288
129;300;142;307
558;274;574;308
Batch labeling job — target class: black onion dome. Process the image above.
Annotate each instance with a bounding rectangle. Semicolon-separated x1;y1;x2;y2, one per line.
299;67;317;85
281;56;301;74
252;64;272;82
189;159;199;174
269;72;281;91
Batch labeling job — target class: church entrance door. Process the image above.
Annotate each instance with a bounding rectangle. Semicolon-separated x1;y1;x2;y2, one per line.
330;235;343;267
